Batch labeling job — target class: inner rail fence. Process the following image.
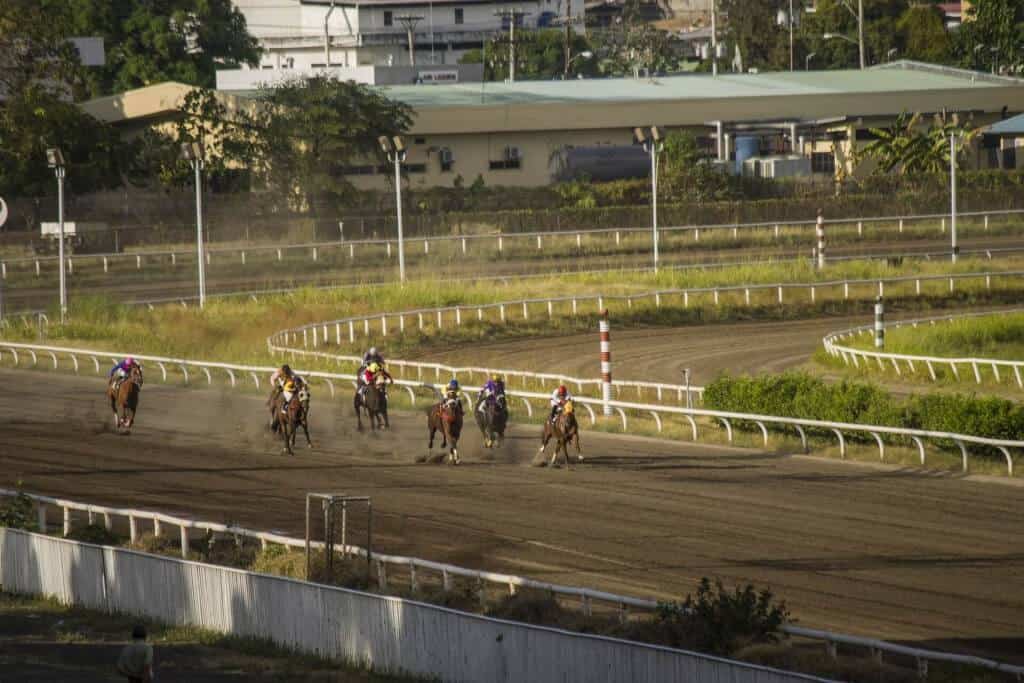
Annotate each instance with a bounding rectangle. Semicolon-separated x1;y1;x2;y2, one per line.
3;207;1022;277
0;340;1020;475
267;268;1024;407
2;490;1022;680
823;307;1024;388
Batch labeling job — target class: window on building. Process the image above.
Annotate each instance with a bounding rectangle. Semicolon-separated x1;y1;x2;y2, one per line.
811;151;835;175
439;147;454;172
455;8;464;24
414;137;426;144
489;146;522;170
384;10;393;26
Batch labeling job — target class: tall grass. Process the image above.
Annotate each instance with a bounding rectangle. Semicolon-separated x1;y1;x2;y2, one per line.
847;312;1024;360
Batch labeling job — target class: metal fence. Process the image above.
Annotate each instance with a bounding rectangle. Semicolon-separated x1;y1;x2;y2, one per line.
823;308;1024;388
0;528;829;683
3;207;1022;278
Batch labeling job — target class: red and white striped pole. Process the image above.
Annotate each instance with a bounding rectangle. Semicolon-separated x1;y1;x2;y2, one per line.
815;208;826;270
599;309;612;416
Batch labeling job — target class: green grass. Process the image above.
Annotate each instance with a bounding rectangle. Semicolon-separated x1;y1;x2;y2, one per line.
848;311;1024;361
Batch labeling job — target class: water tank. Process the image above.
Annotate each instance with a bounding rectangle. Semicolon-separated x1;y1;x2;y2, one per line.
734;135;761;172
554;146;650;182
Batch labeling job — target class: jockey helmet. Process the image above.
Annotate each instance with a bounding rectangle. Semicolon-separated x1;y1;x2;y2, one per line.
282;364;292;375
491;373;500;382
125;356;134;365
558;385;568;396
368;362;380;373
284;380;296;392
369;346;378;356
448;379;459;390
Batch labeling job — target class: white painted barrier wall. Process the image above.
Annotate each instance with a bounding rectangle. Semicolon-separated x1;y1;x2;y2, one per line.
0;528;829;683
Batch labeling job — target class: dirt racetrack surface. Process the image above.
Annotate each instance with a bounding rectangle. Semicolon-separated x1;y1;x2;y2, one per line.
2;369;1022;662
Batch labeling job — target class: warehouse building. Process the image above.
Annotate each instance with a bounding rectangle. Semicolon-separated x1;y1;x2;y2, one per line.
79;61;1024;190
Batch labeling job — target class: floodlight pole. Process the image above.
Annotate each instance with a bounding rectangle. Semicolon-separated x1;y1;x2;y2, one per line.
649;140;659;272
711;1;718;76
393;151;406;283
55;165;66;324
192;157;207;307
950;132;958;264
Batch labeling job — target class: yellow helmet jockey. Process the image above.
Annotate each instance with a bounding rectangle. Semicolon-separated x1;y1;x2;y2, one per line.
368;361;380;374
284;379;296;392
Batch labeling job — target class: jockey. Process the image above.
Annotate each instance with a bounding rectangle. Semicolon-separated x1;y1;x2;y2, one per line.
549;384;572;422
358;361;392;398
357;347;386;389
363;346;385;367
444;379;463;412
476;374;505;413
109;357;142;391
270;364;295;390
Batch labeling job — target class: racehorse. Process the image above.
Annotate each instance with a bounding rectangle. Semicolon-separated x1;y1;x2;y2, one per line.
427;396;463;465
354;374;389;431
108;365;142;434
279;385;312;455
475;393;508;449
538;399;582;468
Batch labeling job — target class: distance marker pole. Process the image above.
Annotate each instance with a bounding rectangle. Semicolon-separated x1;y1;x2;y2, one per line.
874;296;884;349
599;310;612;416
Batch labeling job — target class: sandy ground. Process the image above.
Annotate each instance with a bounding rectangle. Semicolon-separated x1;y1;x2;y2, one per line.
1;369;1022;663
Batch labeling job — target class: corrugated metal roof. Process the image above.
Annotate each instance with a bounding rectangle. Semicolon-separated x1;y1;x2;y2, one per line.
377;62;1019;109
987;113;1024;135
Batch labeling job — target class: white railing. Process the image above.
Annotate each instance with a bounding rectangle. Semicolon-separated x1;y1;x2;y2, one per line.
266;268;1024;407
4;207;1022;277
823;308;1024;389
3;490;1022;679
1;340;1019;475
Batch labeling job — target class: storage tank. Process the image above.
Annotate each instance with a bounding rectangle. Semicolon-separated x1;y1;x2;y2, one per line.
554;146;651;182
734;135;761;172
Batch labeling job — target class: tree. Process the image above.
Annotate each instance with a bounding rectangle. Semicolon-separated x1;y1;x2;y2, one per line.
718;0;790;72
52;0;261;96
859;111;978;176
238;77;414;209
658;131;733;202
460;29;597;81
896;3;952;64
956;0;1024;74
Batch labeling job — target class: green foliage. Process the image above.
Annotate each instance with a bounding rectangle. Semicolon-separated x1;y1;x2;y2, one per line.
956;0;1024;74
0;487;35;531
237;76;413;208
461;29;598;81
659;131;734;202
860;111;978;176
58;0;260;95
704;371;1024;455
66;524;119;545
897;3;952;63
655;578;789;655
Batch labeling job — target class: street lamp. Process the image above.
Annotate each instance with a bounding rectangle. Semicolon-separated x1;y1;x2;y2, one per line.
564;50;593;79
45;147;67;324
776;0;799;72
379;135;407;283
805;51;817;70
828;0;864;69
633;126;664;273
180;142;207;308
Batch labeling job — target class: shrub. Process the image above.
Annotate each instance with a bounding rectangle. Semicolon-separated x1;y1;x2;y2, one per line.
653;578;789;656
66;524;119;545
0;487;35;531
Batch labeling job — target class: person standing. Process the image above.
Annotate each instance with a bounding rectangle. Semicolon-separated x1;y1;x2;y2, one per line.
116;624;154;682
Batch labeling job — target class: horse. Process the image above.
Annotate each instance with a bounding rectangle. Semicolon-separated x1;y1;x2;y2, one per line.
427;396;463;465
354;374;389;431
475;393;508;449
108;365;142;434
538;399;582;468
279;385;312;456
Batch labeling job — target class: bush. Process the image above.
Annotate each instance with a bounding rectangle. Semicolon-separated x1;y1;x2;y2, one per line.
0;488;35;531
66;524;119;545
645;578;789;656
703;371;1024;455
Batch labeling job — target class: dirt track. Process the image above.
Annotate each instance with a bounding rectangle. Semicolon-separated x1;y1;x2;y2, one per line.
2;369;1022;662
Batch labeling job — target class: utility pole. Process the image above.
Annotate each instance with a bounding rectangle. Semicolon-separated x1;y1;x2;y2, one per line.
789;0;795;72
563;1;571;80
857;0;865;69
495;8;528;82
396;14;423;66
711;0;718;76
950;132;959;263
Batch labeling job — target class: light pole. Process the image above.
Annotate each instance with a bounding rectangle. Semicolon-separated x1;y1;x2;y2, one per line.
829;0;864;68
379;135;408;283
805;51;817;70
777;0;798;72
564;50;593;79
180;142;207;308
950;132;959;263
46;148;67;324
634;126;663;273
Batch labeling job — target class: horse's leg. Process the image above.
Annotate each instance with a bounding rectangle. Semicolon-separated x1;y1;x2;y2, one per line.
354;396;364;431
302;416;312;448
